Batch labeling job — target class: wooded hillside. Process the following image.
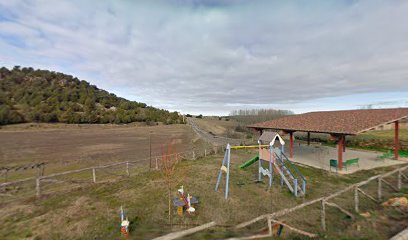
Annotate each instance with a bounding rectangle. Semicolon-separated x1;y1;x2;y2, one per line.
0;66;182;125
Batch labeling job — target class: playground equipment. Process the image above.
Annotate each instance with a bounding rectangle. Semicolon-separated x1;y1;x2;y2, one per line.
120;206;130;237
173;186;199;216
215;132;307;199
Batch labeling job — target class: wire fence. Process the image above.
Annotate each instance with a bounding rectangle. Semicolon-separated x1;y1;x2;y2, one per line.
0;146;224;201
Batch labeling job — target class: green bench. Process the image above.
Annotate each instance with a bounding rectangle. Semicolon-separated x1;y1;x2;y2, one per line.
330;158;359;172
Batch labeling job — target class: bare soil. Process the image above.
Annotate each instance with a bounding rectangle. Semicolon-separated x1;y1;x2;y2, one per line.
0;123;194;168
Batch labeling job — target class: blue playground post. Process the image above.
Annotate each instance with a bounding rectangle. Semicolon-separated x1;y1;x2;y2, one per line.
225;144;231;199
294;178;298;197
269;143;273;187
258;141;261;182
215;144;231;199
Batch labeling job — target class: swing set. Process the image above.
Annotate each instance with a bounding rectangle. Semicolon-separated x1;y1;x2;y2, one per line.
215;132;307;199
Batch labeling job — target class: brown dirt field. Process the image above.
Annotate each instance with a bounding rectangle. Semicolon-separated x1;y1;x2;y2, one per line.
0;123;194;169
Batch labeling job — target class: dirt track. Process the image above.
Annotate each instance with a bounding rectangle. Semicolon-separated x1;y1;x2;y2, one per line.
187;117;245;146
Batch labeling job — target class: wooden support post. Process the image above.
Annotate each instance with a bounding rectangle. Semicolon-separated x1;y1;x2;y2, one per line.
155;157;159;169
357;188;378;203
378;177;382;201
270;219;318;238
36;178;41;198
394;121;399;160
307;132;310;145
325;201;355;220
343;136;346;152
267;216;272;236
92;168;96;183
289;132;294;158
126;162;130;176
397;170;402;190
321;199;326;231
152;221;216;240
193;151;196;160
354;187;359;213
338;136;343;170
381;178;399;192
204;149;207;157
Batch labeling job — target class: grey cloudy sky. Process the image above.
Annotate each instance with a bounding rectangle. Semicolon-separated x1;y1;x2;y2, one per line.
0;0;407;115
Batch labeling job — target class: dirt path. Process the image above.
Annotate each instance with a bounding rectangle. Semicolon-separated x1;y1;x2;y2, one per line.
186;117;245;147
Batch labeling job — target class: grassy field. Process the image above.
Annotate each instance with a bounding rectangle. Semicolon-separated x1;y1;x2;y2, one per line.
0;146;406;239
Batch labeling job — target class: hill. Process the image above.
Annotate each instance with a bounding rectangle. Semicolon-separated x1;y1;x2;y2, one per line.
0;66;182;125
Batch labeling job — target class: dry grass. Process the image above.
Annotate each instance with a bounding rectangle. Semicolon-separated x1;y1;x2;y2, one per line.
0;147;406;239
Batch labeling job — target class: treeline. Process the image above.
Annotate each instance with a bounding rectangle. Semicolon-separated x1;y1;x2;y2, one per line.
0;66;182;125
229;108;294;125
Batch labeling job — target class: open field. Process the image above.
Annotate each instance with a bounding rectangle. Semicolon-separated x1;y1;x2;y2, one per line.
0;146;407;239
0;123;199;182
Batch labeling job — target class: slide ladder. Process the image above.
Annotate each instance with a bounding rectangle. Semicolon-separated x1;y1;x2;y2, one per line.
273;148;306;197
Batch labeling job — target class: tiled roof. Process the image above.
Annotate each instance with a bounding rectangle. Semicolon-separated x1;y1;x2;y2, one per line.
248;108;408;135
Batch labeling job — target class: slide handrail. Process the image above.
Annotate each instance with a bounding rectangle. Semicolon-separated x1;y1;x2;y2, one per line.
275;150;306;182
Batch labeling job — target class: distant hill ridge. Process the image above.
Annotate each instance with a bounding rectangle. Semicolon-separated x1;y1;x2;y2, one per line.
0;66;182;125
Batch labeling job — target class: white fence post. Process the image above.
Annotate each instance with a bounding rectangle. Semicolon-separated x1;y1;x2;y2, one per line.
126;162;130;176
92;168;96;183
321;199;326;231
354;187;359;213
36;178;41;197
397;170;402;190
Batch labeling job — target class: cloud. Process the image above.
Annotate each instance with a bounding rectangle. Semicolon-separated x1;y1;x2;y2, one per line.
0;0;407;115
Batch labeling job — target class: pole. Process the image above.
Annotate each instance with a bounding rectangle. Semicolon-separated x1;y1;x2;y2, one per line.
92;168;96;183
394;121;399;160
397;170;402;190
149;131;152;168
343;136;346;152
126;161;130;176
155;157;159;169
338;136;343;170
225;144;231;199
289;132;294;158
354;187;359;213
307;132;310;146
321;199;326;231
258;141;262;182
36;178;41;198
269;144;273;188
378;177;382;201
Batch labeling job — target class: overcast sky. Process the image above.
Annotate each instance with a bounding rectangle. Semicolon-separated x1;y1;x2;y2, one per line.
0;0;407;115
